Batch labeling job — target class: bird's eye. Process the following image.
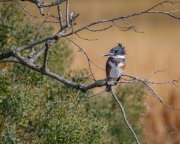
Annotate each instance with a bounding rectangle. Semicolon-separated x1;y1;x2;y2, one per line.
112;50;115;53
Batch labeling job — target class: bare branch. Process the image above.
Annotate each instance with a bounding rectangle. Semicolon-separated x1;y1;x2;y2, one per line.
112;21;131;31
85;25;113;32
144;66;168;80
76;33;98;41
0;57;19;63
66;37;96;81
18;22;72;52
0;50;13;60
122;19;143;33
29;46;46;62
57;3;64;29
23;19;38;31
66;37;105;71
66;0;70;26
111;87;140;144
16;32;28;44
145;0;179;12
17;35;55;52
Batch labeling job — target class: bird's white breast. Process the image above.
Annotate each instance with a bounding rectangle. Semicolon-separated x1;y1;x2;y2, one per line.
109;61;124;78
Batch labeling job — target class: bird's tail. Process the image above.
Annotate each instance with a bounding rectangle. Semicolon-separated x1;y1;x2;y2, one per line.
105;85;111;92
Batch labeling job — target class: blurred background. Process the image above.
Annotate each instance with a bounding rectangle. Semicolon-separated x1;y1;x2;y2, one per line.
27;0;180;143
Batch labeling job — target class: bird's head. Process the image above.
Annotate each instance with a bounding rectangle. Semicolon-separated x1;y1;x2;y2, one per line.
102;43;126;58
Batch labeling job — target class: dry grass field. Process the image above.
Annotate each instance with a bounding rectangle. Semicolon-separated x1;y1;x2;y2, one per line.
27;0;180;143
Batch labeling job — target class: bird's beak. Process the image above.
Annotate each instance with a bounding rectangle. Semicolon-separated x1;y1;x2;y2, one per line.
101;52;113;56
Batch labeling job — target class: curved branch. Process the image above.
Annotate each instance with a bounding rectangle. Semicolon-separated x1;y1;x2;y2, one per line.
17;35;56;51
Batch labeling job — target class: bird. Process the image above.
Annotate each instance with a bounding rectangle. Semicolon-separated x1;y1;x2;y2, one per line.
102;43;126;92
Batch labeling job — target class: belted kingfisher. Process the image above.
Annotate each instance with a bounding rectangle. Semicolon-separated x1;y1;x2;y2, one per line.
102;43;126;92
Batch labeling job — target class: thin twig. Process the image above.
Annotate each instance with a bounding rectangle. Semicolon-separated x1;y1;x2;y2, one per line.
76;33;98;41
86;25;113;32
66;37;105;71
16;32;28;44
122;19;143;33
112;21;131;31
23;19;38;30
66;37;96;81
144;66;168;80
111;87;140;144
15;0;37;18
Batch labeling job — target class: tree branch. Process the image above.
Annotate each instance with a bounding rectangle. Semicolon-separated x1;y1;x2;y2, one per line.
0;57;19;63
57;2;64;29
0;50;13;60
66;0;69;26
111;87;140;144
17;35;56;52
29;46;46;62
